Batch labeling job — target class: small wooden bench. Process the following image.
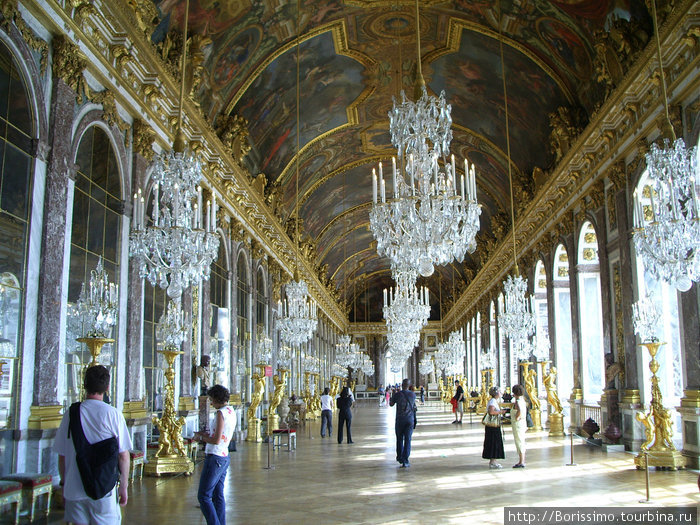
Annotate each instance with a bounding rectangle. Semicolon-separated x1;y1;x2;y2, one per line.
0;473;52;523
129;450;145;482
0;480;22;524
271;429;296;451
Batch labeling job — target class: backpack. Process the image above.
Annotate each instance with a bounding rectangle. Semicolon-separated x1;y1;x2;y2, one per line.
68;402;120;500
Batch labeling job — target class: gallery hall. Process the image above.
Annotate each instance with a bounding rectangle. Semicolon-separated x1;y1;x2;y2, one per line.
0;0;697;523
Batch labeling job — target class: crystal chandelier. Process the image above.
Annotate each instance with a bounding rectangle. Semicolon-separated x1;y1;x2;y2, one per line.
631;0;699;292
277;344;293;368
278;277;317;347
418;355;434;376
632;293;661;343
256;328;273;364
478;349;496;370
435;329;465;375
129;2;219;299
368;0;480;278
499;274;536;352
382;267;430;348
335;334;359;368
76;257;118;338
156;299;188;349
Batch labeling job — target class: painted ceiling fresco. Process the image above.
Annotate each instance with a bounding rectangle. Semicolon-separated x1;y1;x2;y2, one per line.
153;0;652;321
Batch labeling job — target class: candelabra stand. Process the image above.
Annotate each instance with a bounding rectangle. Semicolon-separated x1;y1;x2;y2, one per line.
76;337;114;368
302;371;314;420
540;360;565;437
246;364;266;442
329;376;341;400
267;368;288;434
478;371;488;412
634;342;687;470
312;373;322;418
521;361;542;431
145;348;193;476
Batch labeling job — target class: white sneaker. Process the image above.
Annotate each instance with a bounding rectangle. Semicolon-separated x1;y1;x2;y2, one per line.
489;463;503;469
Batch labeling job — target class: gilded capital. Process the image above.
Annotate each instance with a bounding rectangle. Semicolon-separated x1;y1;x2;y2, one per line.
92;90;129;135
132;119;155;160
52;35;89;99
608;161;626;191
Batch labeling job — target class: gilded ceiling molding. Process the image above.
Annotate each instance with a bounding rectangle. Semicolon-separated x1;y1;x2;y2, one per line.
330;245;377;282
68;0;96;27
586;180;606;211
426;17;575;105
607;161;626;192
51;34;89;99
91;90;130;137
0;0;48;73
215;114;251;166
320;221;371;265
315;202;371;248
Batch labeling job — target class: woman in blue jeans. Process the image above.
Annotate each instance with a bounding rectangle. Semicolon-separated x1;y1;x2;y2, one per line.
194;385;237;525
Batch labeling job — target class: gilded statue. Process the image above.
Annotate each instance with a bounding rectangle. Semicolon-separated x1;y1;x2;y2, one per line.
524;368;540;410
543;366;563;414
438;377;446;402
247;371;265;421
636;410;654;451
268;369;288;416
152;365;187;457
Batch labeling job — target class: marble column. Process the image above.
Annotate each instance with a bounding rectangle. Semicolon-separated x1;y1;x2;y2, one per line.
30;77;75;419
678;285;700;467
565;232;584;432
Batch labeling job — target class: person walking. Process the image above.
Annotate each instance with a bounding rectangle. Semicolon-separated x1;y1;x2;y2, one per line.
482;387;506;469
419;385;425;405
320;387;333;438
378;384;385;407
193;385;237;525
390;378;417;468
511;384;527;468
452;380;465;424
54;365;132;525
337;387;354;444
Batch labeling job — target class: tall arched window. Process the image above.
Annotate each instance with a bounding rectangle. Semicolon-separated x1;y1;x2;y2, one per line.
577;222;605;401
634;173;683;406
65;126;122;405
210;239;230;388
255;267;266;336
0;40;34;450
534;260;549;351
553;244;573;405
236;253;249;398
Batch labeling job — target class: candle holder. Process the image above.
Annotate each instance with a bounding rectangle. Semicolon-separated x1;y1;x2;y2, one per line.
633;342;687;470
521;361;542;431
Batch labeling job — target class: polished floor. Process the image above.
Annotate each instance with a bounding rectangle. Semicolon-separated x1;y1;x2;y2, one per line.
43;402;699;524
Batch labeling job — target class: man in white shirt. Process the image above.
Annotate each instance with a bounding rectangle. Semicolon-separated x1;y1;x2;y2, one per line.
320;387;333;437
54;365;132;525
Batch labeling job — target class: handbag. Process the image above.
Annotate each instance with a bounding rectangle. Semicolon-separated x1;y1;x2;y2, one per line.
481;413;500;427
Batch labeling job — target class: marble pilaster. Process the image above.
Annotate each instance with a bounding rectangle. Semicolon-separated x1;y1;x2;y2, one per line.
565;234;582;393
180;287;194;399
32;77;76;407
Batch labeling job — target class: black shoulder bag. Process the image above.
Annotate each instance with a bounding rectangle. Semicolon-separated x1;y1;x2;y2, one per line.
68;402;120;500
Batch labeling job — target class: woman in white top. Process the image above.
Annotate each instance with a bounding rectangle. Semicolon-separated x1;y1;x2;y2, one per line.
482;386;507;469
510;384;527;468
194;385;236;525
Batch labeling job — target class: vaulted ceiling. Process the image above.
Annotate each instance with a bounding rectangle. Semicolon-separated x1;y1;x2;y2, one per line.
152;0;651;322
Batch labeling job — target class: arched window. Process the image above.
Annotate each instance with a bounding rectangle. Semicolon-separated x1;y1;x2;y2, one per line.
236;252;249;398
634;173;683;406
210;239;230;388
65;126;122;405
553;244;573;405
534;260;549;352
577;222;605;401
0;40;34;443
255;267;266;335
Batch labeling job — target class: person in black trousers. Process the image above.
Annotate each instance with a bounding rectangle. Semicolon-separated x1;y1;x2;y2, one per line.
336;387;354;444
391;378;417;467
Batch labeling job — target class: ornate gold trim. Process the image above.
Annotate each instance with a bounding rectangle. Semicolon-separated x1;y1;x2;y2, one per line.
28;405;63;430
680;389;700;408
178;396;196;412
122;400;148;420
621;389;641;404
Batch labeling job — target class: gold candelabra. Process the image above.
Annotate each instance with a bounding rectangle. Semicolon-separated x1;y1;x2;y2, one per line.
77;336;114;367
634;342;687;470
246;364;266;442
312;372;322;418
145;348;193;476
302;371;314;420
478;370;488;412
540;360;565;436
267;368;288;434
521;361;542;431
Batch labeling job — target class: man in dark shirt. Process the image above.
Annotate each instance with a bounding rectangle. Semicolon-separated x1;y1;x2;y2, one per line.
390;378;417;468
452;380;465;424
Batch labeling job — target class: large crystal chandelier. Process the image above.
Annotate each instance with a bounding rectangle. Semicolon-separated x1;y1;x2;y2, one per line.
369;0;480;278
335;334;359;368
76;257;118;338
156;299;188;349
418;355;434;376
631;0;699;292
129;2;218;299
632;293;661;343
499;274;536;352
435;329;465;375
278;276;317;347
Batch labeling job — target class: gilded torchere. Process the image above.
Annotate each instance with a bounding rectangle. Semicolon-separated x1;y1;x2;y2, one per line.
145;348;193;476
267;368;288;434
478;370;488;413
77;337;115;368
541;361;565;437
521;361;542;431
302;371;314;420
634;342;687;470
312;372;322;418
246;365;265;442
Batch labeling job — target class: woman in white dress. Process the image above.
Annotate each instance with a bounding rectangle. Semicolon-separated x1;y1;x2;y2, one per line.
511;384;527;468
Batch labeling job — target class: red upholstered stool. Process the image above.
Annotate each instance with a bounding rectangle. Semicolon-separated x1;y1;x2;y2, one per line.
0;480;22;524
0;473;52;523
129;450;145;482
271;429;296;451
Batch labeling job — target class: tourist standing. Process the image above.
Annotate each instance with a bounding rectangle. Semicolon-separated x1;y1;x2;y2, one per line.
194;385;237;525
391;378;417;468
378;384;385;407
482;387;506;469
320;387;333;438
452;380;465;424
419;385;425;405
337;387;354;444
511;384;527;468
54;365;131;525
